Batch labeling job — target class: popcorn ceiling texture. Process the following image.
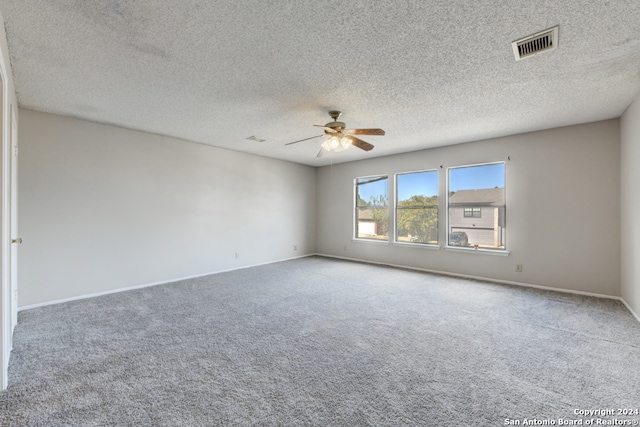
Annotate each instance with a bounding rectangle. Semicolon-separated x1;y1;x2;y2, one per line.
1;1;639;166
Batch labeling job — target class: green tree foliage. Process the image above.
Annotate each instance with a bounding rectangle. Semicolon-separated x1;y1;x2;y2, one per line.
371;209;388;237
397;195;438;243
356;193;368;207
366;194;387;208
369;194;388;237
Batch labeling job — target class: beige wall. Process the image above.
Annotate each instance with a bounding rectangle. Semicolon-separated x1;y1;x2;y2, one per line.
317;120;621;297
18;109;317;307
621;94;640;319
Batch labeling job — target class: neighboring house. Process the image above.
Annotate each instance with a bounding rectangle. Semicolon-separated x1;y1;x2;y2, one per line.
449;188;505;248
357;209;377;236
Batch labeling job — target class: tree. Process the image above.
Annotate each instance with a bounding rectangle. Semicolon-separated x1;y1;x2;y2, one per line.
356;193;368;207
368;194;389;237
397;195;438;243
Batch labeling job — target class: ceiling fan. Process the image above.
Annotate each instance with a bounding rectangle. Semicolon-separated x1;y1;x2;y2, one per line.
285;110;385;157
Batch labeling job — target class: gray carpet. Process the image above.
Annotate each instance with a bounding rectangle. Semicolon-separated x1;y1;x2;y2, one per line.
1;256;639;426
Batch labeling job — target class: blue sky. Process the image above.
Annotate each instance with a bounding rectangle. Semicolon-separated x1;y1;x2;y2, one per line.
357;163;505;204
397;171;438;201
357;178;388;204
449;163;505;192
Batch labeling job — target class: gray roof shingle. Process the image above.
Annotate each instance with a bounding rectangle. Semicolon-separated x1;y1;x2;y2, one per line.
449;188;504;206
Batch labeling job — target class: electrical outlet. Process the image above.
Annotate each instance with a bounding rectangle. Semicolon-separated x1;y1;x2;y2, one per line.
235;252;240;259
515;264;523;272
344;245;347;251
293;245;298;251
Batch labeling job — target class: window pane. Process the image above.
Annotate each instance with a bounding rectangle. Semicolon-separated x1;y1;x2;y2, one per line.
448;163;505;250
356;176;388;240
396;171;438;244
464;207;481;218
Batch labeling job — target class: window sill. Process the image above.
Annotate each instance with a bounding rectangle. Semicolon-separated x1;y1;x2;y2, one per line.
352;238;390;245
445;246;510;256
393;242;440;250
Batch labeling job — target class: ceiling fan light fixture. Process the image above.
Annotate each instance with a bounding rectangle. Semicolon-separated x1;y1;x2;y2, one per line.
320;135;352;153
284;110;384;156
340;136;352;149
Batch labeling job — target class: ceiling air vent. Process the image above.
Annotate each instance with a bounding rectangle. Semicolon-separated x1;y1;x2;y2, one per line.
512;26;558;61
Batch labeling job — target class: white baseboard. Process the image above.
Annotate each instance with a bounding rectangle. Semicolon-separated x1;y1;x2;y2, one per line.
19;252;640;326
620;298;640;323
18;254;315;312
316;253;639;318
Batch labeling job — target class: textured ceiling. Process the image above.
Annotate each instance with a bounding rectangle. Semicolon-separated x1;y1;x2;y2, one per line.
1;1;639;167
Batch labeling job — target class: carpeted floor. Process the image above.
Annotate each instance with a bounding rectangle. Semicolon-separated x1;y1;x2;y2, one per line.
1;256;639;426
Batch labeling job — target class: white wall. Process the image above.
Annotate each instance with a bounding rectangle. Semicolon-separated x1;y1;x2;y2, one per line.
621;95;640;318
18;109;316;307
317;120;621;296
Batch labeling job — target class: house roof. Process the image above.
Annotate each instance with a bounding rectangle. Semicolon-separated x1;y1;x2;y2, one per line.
357;209;375;221
449;188;505;206
1;2;639;167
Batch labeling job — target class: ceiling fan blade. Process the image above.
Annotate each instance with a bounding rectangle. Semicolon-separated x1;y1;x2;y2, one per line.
350;136;374;151
346;128;385;136
285;134;325;146
313;125;338;133
317;147;328;157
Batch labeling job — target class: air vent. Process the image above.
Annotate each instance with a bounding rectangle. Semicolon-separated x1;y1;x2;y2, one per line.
512;26;558;61
246;135;266;142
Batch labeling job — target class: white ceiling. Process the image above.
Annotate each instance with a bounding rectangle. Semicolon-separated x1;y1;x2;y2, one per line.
1;1;639;167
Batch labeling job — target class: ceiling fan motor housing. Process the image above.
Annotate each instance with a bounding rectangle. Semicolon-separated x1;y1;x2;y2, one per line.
325;121;346;133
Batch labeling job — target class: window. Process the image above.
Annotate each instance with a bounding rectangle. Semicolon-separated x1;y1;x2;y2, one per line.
448;163;505;250
464;207;481;218
355;175;388;241
396;170;438;244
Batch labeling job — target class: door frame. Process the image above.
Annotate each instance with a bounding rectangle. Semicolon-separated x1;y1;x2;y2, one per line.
0;46;14;391
10;105;17;331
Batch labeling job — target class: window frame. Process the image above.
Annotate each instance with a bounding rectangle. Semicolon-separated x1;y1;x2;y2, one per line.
354;174;390;243
394;169;439;247
446;161;507;253
463;207;482;218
